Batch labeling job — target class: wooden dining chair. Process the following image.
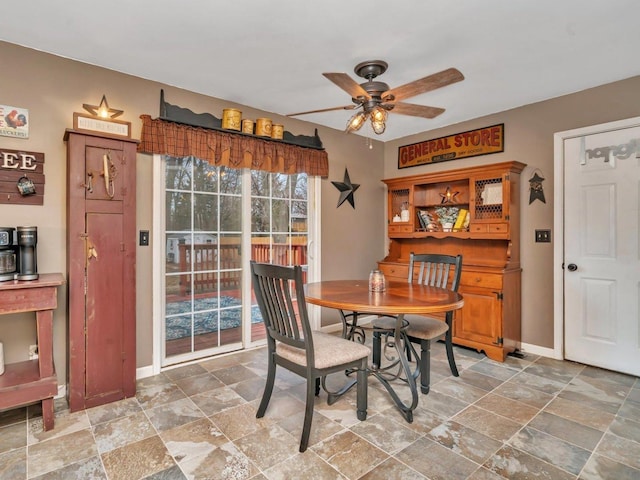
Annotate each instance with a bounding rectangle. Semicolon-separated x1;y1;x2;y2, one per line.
250;261;370;452
405;253;463;392
373;252;463;394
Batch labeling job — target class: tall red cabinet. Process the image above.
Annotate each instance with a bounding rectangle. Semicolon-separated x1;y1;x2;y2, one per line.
64;130;137;411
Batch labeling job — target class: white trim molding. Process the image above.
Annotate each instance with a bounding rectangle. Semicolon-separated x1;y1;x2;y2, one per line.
520;342;556;359
553;115;640;362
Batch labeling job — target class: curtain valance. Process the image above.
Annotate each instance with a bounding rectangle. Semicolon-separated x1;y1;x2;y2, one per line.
137;115;329;177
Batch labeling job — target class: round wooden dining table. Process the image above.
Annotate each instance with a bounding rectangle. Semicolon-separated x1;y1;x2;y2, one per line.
305;279;464;422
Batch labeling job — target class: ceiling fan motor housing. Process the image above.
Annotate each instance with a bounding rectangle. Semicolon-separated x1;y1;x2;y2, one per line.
361;80;389;97
353;80;391;105
352;60;395;111
354;60;388;80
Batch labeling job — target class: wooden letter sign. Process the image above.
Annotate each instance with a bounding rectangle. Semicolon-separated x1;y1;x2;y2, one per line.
0;148;45;205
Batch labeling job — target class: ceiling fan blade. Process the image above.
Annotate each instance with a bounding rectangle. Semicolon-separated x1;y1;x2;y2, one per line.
390;102;446;119
287;104;356;117
323;73;370;99
384;67;464;102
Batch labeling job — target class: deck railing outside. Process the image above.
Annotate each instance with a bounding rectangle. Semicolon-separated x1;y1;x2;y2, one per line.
177;241;307;295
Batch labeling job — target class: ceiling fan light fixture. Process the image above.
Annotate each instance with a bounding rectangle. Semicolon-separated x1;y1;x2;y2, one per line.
370;105;387;123
371;118;386;134
369;105;387;134
346;111;367;133
371;118;387;135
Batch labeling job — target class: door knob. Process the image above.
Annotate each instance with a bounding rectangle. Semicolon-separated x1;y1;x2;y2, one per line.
567;263;578;272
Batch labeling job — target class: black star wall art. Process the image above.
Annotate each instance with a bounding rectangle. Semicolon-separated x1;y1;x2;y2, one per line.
529;171;546;204
331;168;360;209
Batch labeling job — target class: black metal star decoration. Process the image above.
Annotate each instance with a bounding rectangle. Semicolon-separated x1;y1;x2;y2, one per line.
331;168;360;209
82;95;124;119
529;172;546;204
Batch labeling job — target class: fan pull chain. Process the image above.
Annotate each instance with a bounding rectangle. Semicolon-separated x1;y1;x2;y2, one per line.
366;137;373;150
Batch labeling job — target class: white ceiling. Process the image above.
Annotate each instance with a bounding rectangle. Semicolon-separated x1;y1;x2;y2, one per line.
2;0;640;141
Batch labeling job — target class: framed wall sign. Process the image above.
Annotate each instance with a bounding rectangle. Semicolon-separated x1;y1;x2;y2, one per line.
0;104;29;139
73;112;131;139
398;124;504;169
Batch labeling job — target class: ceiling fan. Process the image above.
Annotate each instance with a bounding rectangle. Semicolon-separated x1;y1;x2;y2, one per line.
287;60;464;134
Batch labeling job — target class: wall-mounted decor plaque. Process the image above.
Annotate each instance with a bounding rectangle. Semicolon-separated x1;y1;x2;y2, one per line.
0;148;45;205
0;104;29;139
73;113;131;139
398;124;504;169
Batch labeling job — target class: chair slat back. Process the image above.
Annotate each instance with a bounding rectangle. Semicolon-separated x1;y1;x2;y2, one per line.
250;261;313;355
409;253;462;292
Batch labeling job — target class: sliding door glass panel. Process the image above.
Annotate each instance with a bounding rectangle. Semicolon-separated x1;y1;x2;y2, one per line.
164;157;242;362
250;171;308;342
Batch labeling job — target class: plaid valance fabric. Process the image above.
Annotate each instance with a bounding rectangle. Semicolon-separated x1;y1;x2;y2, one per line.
137;115;329;177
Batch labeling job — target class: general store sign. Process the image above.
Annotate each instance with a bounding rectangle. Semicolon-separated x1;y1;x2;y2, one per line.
398;124;504;169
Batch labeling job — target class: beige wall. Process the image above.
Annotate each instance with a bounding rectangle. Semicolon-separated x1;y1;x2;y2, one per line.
383;76;640;348
2;39;639;384
0;41;384;382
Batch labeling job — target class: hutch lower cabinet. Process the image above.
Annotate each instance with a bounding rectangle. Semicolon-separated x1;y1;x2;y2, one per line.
64;130;137;411
379;161;525;361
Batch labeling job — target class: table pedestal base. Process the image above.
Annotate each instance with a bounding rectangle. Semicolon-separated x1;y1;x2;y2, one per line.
337;310;421;423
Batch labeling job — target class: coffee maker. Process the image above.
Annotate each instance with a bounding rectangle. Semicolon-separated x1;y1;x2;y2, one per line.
0;227;18;282
0;226;39;281
16;226;38;281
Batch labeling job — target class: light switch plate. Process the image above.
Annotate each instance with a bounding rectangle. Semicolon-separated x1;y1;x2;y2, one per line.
535;229;551;243
139;230;150;246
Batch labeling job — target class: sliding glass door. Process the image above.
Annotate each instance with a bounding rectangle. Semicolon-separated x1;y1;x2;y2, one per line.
160;155;314;366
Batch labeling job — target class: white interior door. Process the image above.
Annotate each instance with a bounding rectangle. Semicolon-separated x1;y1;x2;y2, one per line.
561;120;640;376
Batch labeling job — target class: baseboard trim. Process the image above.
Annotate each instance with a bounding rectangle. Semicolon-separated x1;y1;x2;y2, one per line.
136;365;155;380
55;384;66;400
320;323;342;334
520;342;556;359
320;324;558;362
320;315;377;335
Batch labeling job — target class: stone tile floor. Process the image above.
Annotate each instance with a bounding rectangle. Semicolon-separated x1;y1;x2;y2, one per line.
1;339;639;479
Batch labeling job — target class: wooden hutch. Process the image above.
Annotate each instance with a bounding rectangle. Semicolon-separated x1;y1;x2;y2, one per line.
379;161;525;361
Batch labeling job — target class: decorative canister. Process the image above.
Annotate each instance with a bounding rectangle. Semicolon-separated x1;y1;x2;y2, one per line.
400;202;410;222
221;108;242;131
241;119;254;134
369;270;386;292
255;118;272;137
271;124;284;140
